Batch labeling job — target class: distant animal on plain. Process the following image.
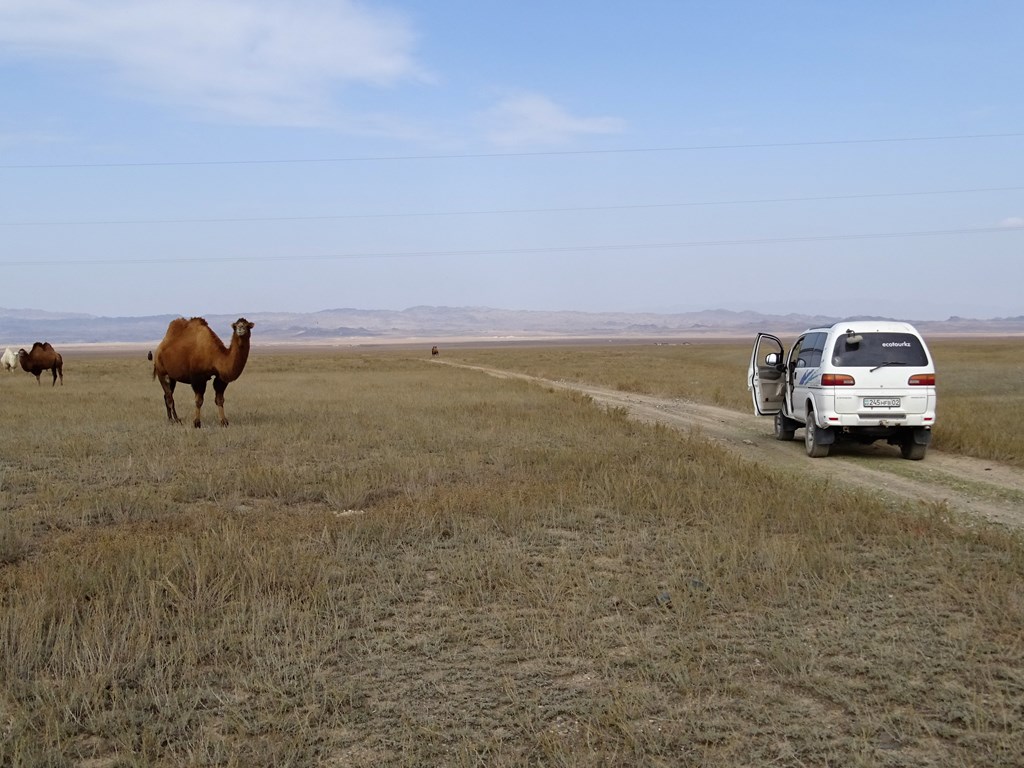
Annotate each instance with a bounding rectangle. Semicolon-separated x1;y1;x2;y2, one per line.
431;345;439;357
1;346;17;371
152;316;254;427
147;350;153;361
18;342;63;386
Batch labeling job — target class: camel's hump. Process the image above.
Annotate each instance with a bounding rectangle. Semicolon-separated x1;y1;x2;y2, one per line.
164;316;208;333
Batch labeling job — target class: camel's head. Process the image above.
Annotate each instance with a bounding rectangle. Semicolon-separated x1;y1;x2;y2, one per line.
232;318;255;338
17;349;27;360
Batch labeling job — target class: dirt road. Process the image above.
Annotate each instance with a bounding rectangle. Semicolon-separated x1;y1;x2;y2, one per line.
444;361;1024;530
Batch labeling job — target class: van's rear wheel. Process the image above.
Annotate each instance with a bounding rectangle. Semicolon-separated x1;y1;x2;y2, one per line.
901;441;927;460
774;411;795;441
804;416;830;458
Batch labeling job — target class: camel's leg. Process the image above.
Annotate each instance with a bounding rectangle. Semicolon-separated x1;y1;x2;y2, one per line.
191;380;208;428
159;375;181;423
213;378;230;426
55;362;63;386
51;365;58;386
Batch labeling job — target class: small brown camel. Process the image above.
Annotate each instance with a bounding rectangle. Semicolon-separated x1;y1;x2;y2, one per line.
18;342;63;386
431;345;439;357
152;317;254;427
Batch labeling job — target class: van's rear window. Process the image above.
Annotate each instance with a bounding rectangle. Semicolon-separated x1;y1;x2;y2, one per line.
830;333;929;367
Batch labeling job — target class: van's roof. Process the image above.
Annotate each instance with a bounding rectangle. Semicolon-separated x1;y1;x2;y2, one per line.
805;320;922;335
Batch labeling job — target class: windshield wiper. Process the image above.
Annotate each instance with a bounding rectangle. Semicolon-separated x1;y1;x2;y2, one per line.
870;361;908;372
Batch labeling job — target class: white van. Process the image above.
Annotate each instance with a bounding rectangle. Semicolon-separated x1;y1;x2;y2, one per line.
748;320;937;459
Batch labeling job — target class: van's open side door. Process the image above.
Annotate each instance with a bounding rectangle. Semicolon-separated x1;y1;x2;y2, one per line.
749;333;786;416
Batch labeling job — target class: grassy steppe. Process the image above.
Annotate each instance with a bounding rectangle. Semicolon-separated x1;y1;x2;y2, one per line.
1;348;1022;766
454;337;1024;467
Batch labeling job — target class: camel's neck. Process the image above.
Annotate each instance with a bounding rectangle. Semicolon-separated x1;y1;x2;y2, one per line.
218;334;251;382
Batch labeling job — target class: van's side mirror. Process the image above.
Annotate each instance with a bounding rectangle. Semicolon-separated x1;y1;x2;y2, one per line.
765;352;781;366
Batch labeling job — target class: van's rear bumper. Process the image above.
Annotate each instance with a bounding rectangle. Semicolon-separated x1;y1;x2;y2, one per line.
823;413;936;428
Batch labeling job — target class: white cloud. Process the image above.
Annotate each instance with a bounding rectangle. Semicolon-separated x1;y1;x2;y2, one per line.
998;216;1024;228
0;0;427;126
482;92;625;147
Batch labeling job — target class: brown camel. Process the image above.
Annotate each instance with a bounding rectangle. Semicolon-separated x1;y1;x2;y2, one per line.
431;345;439;357
18;342;63;386
152;317;254;427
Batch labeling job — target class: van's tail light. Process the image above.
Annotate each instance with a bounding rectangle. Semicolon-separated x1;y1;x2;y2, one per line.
822;373;856;386
909;373;935;386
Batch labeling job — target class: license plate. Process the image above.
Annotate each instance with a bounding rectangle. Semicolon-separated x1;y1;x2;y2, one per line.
863;397;900;408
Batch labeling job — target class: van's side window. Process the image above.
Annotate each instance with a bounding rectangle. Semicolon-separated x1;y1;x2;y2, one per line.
791;336;807;368
803;333;826;367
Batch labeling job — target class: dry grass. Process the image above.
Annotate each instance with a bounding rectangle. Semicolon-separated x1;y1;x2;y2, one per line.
453;337;1024;467
927;338;1024;465
1;348;1022;766
454;341;751;409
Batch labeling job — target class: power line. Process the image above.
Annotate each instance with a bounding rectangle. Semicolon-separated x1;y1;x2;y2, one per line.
2;131;1023;169
2;223;1020;267
3;185;1022;227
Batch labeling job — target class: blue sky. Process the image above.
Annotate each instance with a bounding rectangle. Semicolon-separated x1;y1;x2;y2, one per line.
1;1;1022;320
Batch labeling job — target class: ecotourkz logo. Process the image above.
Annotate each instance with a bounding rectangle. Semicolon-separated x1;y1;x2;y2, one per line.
882;341;912;348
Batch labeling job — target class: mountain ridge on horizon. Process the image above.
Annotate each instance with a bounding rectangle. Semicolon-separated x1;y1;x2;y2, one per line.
0;305;1021;345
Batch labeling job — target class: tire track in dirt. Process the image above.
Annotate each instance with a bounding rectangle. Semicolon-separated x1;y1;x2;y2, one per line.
441;361;1024;530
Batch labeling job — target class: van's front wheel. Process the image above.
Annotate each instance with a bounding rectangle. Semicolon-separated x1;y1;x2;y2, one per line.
774;411;795;441
804;416;830;458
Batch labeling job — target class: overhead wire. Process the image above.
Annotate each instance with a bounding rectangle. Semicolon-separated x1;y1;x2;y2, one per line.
2;131;1023;169
2;223;1021;267
3;130;1020;269
2;185;1022;227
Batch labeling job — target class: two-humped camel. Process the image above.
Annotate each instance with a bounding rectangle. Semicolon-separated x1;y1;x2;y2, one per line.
152;317;254;427
19;342;63;385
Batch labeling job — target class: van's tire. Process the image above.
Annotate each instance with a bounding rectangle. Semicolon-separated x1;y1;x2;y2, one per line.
804;416;830;458
774;411;795;441
901;441;927;460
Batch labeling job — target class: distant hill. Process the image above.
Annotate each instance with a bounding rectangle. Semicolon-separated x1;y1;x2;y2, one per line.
0;305;1021;345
